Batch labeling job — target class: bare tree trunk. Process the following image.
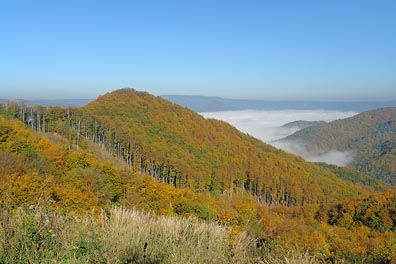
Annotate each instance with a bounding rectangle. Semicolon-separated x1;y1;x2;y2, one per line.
77;120;80;151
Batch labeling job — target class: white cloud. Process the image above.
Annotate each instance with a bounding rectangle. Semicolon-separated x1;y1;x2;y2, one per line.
200;109;358;166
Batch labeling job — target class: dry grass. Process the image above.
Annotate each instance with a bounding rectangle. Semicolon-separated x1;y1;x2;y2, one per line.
262;250;319;264
102;207;256;263
0;206;257;263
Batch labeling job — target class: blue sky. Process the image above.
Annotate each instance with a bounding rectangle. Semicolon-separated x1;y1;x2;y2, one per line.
1;0;395;100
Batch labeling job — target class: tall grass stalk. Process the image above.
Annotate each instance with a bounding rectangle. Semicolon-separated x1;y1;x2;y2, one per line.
0;206;256;263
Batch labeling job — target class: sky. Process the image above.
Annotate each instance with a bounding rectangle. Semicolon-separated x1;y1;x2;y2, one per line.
1;0;396;100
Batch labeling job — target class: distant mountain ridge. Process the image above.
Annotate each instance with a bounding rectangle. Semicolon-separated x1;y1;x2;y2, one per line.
3;96;396;112
0;99;92;107
280;107;396;184
161;95;396;112
282;120;326;130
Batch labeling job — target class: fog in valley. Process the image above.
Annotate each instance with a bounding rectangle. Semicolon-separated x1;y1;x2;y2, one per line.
273;140;355;166
201;109;357;166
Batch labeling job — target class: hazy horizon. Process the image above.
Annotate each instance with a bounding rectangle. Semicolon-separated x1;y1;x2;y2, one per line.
3;93;396;102
3;93;396;111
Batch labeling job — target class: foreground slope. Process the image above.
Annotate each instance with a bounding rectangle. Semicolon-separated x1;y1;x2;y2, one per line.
81;88;379;205
281;107;396;184
0;206;254;264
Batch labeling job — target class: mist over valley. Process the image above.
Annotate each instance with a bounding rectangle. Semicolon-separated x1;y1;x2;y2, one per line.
200;109;358;166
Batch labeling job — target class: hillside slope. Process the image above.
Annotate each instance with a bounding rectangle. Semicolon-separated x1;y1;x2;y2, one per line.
281;107;396;184
0;113;255;222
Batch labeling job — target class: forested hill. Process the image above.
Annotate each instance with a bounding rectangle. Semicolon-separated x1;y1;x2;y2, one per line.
282;107;396;184
3;89;396;262
80;88;380;205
